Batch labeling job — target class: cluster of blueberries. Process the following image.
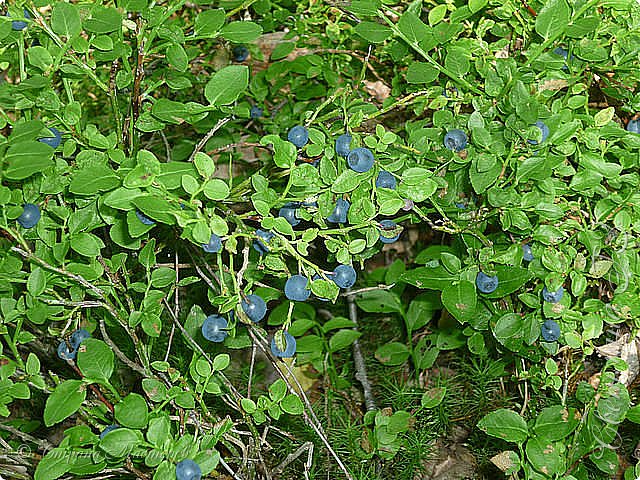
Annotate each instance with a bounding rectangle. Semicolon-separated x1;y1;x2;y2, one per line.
475;243;564;342
286;125;402;243
56;328;91;361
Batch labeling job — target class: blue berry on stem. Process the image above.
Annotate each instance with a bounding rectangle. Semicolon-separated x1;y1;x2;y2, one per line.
347;147;374;173
627;119;640;134
99;424;119;440
38;127;62;149
17;203;41;229
250;105;263;119
176;459;202;480
284;275;311;301
528;120;549;145
476;272;498;294
522;243;534;262
378;219;400;244
135;210;155;226
202;233;222;253
376;170;396;189
253;229;274;255
541;320;561;342
332;264;357;289
287;125;309;148
335;134;352;157
443;129;467;152
241;294;267;323
57;341;76;361
542;285;564;304
271;331;297;358
201;315;228;343
70;329;91;350
232;46;249;62
327;198;350;224
278;204;300;226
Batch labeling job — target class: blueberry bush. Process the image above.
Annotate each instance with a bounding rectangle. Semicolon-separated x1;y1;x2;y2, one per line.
1;0;640;479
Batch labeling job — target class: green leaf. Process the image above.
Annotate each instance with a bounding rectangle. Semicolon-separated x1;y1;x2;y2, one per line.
27;267;47;296
195;9;225;37
281;394;304;415
166;44;188;72
525;437;563;475
99;428;139;457
220;21;263;42
329;329;361;352
428;5;447;25
469;0;488;13
533;406;580;441
492;313;524;352
406;62;439;83
477;409;528;443
534;0;570;40
397;12;430;45
400;263;457;290
69;165;120;195
421;387;446;408
355;290;403;313
203;179;230;200
115;393;149;429
44;380;86;426
34;448;71;480
205;66;249;106
51;2;82;38
375;342;410;366
70;233;105;257
441;281;476;323
354;21;392;43
4;141;54;180
83;7;122;34
77;339;114;382
484;265;533;298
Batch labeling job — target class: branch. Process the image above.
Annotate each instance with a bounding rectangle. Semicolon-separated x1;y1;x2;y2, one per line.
188;117;231;163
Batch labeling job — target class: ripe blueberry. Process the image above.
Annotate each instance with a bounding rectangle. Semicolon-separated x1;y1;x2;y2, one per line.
135;210;155;226
528;120;549;145
541;319;561;342
335;134;352;157
378;219;400;244
38;127;62;149
57;341;76;361
476;272;498;294
70;329;91;350
9;9;30;31
347;147;375;173
542;285;564;304
376;170;396;189
253;229;274;255
202;233;222;253
455;202;467;209
201;315;228;343
284;274;311;301
17;203;41;229
332;264;357;289
271;331;297;358
241;294;267;323
443;129;467;152
99;424;119;440
176;459;202;480
626;119;640;134
553;46;568;59
278;204;300;226
250;105;263;119
327;198;350;224
232;46;249;62
522;243;534;262
287;125;309;148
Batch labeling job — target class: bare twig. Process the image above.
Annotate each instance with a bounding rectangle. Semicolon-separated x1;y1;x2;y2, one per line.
188;117;231;163
272;442;314;480
0;423;52;451
98;317;147;376
220;457;244;480
346;290;376;412
339;284;393;297
236;244;251;290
